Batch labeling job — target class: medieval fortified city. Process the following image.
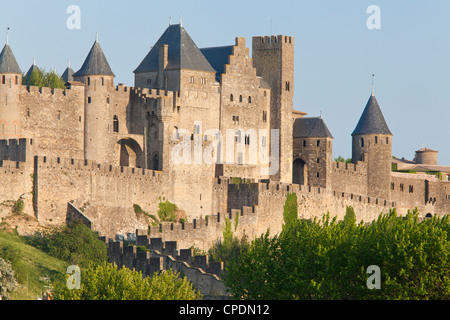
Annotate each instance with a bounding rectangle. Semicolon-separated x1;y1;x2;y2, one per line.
1;2;450;305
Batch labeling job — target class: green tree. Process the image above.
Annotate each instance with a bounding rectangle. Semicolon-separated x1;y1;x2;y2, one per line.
23;68;65;89
283;193;298;230
334;156;352;164
45;69;65;89
24;220;107;268
225;210;450;300
52;262;202;300
0;257;18;300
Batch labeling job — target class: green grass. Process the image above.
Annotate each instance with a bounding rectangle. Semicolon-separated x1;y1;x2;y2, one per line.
0;230;68;300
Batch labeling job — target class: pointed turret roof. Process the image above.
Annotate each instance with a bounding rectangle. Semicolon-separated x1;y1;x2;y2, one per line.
134;24;215;74
24;58;41;79
0;42;21;74
61;61;74;82
73;39;114;77
352;94;392;136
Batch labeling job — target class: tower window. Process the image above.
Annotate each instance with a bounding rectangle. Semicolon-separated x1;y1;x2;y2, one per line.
317;158;320;163
409;185;414;193
400;184;404;192
262;111;267;122
248;96;252;103
317;172;320;178
375;136;378;144
106;97;110;104
88;97;91;103
230;94;234;102
386;137;389;144
113;115;119;133
2;76;5;84
101;77;104;86
285;81;290;91
391;182;394;190
303;140;306;148
239;95;243;103
87;77;91;86
360;138;364;147
15;76;18;85
317;140;320;147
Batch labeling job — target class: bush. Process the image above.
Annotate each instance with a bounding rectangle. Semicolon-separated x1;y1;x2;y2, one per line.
24;220;107;268
52;262;202;300
225;210;450;300
157;201;178;222
0;257;18;300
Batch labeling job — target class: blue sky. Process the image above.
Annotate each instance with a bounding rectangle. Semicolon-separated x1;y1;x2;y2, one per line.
2;0;450;164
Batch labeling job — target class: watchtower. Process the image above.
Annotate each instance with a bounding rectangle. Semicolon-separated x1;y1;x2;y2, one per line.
252;35;294;183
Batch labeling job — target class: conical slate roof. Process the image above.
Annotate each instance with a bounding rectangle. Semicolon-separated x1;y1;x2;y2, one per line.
0;43;21;74
61;66;74;82
73;40;114;77
24;62;41;79
293;117;333;139
134;24;215;74
352;95;392;136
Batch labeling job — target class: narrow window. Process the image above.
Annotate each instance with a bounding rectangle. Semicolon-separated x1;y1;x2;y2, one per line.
317;172;320;178
239;95;243;103
27;108;30;117
88;97;91;103
400;184;404;192
107;97;110;104
360;138;364;147
391;182;394;190
101;77;104;86
317;158;320;163
15;76;18;85
113;115;119;133
317;140;320;147
2;75;5;84
262;111;267;122
248;96;252;103
303;140;306;148
409;185;414;193
87;77;91;86
230;94;234;102
375;136;378;144
386;137;389;144
58;110;61;120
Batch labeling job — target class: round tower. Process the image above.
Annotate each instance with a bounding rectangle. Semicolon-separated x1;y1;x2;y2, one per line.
414;147;438;165
352;92;392;200
73;36;115;164
0;38;22;139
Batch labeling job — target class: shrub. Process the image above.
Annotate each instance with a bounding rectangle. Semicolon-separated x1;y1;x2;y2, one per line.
0;257;18;300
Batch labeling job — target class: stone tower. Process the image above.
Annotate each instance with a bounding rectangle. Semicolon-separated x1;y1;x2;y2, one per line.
252;35;294;183
293;117;333;189
0;38;22;139
352;92;392;200
73;36;115;164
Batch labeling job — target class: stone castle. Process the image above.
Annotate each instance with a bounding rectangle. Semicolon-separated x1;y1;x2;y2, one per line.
0;23;450;251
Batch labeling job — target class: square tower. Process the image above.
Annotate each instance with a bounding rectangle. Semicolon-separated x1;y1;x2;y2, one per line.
252;35;294;183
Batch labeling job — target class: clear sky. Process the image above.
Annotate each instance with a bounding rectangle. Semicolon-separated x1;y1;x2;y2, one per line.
1;0;450;164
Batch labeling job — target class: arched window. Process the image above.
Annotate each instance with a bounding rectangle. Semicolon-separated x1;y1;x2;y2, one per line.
113;115;119;133
230;94;234;102
248;96;252;103
239;95;243;103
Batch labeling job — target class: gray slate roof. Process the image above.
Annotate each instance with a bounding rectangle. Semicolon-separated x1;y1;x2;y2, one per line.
200;45;233;81
61;66;74;82
24;63;41;79
73;40;114;77
352;95;392;136
0;43;21;74
134;24;215;74
293;117;333;139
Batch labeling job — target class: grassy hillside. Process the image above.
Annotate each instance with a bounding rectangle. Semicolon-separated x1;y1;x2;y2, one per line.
0;230;68;300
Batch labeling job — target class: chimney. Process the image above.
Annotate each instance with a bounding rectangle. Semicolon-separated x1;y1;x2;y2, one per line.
157;44;168;89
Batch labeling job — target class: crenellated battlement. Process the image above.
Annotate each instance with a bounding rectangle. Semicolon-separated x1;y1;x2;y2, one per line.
253;35;294;48
101;235;229;298
0;138;30;162
35;155;165;182
332;160;367;176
